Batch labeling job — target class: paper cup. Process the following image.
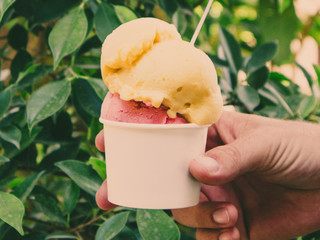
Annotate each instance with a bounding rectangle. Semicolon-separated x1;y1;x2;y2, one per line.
99;118;209;209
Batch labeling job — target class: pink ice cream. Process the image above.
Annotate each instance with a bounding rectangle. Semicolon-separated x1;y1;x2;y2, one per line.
101;92;187;124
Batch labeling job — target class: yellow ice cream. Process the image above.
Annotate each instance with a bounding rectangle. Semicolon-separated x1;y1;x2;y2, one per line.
101;18;223;125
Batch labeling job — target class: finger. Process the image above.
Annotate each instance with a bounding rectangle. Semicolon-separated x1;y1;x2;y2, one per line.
206;125;223;150
214;111;272;144
190;127;273;186
199;191;209;202
196;227;240;240
205;111;268;152
95;130;105;152
95;180;117;210
172;202;238;229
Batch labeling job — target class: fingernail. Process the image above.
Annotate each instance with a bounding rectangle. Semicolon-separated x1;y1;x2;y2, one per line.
218;232;232;240
213;208;229;224
194;156;220;174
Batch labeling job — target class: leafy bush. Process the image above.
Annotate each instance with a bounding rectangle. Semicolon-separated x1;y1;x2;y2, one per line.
0;0;319;239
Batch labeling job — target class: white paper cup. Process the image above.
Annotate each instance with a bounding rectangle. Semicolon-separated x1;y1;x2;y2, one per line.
99;118;209;209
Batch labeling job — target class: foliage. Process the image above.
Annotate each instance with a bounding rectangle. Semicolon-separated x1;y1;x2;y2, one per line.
0;0;319;239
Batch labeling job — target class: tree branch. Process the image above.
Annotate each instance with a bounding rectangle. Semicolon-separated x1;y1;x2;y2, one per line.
69;212;109;233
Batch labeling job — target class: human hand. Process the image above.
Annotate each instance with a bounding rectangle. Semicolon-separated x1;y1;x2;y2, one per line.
95;111;320;240
172;111;320;240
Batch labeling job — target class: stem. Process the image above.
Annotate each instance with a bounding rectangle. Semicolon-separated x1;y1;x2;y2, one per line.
75;231;83;240
67;67;100;81
24;216;64;229
67;213;71;228
68;68;80;78
69;212;109;233
70;54;76;68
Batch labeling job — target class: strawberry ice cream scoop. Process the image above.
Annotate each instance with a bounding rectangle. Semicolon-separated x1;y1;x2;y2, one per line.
101;92;187;124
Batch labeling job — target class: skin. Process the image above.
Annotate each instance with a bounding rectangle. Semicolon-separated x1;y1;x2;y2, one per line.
95;111;320;240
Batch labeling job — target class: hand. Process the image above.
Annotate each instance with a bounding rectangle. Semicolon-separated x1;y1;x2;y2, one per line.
95;111;320;240
172;111;320;240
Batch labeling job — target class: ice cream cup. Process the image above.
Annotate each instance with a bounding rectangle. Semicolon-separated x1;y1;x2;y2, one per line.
99;118;210;209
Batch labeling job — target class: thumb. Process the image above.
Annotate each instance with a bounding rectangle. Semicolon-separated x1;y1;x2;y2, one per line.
190;130;268;186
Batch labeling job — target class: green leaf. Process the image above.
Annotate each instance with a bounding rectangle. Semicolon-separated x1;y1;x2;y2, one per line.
0;125;21;149
269;71;290;81
85;7;94;38
87;78;108;100
13;0;81;24
0;0;15;22
264;83;294;117
36;111;74;143
114;5;138;23
63;181;80;214
0;5;14;28
298;96;317;119
49;7;88;69
71;87;92;125
0;155;10;166
247;66;269;89
10;50;33;81
20;233;48;240
1;102;26;129
33;0;82;24
77;35;101;55
278;0;291;14
13;171;45;202
0;89;12;118
95;212;130;240
8;24;28;50
295;61;313;89
74;55;100;69
89;157;106;180
31;187;66;224
14;64;52;91
55;160;102;196
218;26;242;74
236;85;260;112
27;80;71;129
45;232;78;239
112;226;137;240
158;0;178;17
258;88;278;105
73;78;102;118
38;143;79;169
245;41;278;74
6;127;42;159
0;191;24;235
313;64;320;85
94;2;121;42
301;230;320;240
258;0;298;64
172;8;187;35
295;63;320;101
207;53;229;67
136;209;180;240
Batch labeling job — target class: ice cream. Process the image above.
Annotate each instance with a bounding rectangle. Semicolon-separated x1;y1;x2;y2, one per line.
101;92;187;124
100;18;223;125
99;17;221;208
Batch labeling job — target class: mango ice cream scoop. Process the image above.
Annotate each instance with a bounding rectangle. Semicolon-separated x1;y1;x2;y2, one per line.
100;17;222;125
